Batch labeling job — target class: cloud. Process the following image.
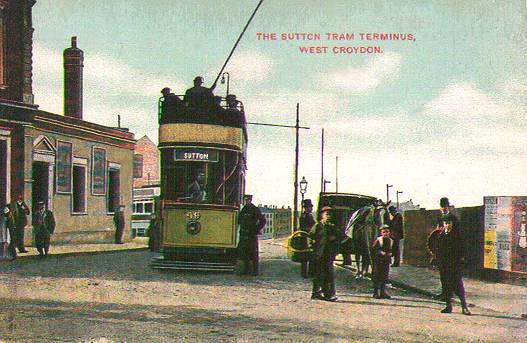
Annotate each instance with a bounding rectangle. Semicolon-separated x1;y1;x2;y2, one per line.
322;52;402;92
420;81;527;156
32;42;182;114
222;50;274;82
423;82;505;119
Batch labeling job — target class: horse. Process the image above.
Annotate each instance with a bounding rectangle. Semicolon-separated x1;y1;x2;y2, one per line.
344;200;390;279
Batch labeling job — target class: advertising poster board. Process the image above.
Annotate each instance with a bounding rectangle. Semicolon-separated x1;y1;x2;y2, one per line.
484;196;527;274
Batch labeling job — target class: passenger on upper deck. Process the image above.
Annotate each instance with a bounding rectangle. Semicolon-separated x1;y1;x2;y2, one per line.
225;94;245;127
160;87;184;119
184;76;215;109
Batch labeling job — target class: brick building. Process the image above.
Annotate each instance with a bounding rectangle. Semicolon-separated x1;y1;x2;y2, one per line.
0;0;136;244
133;135;160;188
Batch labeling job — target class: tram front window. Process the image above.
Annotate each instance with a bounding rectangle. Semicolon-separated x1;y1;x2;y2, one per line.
162;149;240;206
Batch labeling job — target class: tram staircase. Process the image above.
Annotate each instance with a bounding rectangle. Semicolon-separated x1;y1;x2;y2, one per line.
150;256;236;272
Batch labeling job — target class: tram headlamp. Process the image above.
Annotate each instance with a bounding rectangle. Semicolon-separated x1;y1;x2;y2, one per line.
187;221;201;235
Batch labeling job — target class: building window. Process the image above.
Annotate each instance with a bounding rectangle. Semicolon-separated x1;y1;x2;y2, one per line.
72;164;86;214
133;200;155;215
133;154;143;178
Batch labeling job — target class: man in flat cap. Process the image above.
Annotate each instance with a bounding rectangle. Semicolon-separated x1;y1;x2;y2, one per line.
299;199;316;278
372;224;393;299
160;87;183;120
309;206;349;301
33;201;55;258
238;195;266;276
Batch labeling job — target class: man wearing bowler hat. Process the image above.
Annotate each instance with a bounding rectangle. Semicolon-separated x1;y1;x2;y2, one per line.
299;199;316;278
238;194;266;276
33;201;55;258
436;198;471;315
309;206;349;301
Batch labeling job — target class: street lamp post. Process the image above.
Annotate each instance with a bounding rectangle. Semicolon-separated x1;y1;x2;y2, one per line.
220;72;230;98
386;184;393;203
299;176;308;230
396;190;403;210
323;179;331;193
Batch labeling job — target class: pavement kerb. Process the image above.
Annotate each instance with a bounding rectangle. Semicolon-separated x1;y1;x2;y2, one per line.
11;246;149;261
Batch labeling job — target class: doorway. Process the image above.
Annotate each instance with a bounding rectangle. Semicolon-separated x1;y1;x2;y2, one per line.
107;168;120;213
32;162;49;212
0;139;6;209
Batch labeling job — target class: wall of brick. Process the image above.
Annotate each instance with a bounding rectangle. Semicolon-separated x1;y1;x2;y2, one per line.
133;135;160;188
403;206;484;271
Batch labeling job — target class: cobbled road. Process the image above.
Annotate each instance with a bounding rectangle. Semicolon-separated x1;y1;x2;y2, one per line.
0;241;525;342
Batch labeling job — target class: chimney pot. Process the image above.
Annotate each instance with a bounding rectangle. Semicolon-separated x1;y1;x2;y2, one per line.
64;36;84;120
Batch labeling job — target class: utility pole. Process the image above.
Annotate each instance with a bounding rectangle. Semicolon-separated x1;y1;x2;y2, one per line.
323;179;331;192
247;102;309;232
396;190;403;209
335;156;339;193
320;128;324;195
294;103;300;232
386;184;393;203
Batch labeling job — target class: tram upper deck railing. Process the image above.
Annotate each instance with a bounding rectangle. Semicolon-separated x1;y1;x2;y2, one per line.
158;95;247;130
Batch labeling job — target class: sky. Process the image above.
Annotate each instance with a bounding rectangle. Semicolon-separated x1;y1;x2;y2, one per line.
31;0;527;209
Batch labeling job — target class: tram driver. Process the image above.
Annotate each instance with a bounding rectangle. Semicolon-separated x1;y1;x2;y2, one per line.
188;172;208;202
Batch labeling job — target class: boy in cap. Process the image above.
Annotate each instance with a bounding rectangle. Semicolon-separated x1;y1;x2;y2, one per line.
309;206;348;301
372;224;393;299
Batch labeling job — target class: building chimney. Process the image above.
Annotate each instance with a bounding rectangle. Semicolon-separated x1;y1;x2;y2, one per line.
63;36;84;119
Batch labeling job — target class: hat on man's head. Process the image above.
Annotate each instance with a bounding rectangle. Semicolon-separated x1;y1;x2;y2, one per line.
380;224;391;231
388;205;396;213
243;194;253;199
320;206;332;213
440;197;450;208
194;76;204;83
303;199;313;207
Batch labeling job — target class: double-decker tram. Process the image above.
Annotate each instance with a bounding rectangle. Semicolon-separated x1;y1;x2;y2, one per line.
151;91;247;271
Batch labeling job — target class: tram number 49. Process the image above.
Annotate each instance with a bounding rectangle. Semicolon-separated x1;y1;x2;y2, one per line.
186;211;201;221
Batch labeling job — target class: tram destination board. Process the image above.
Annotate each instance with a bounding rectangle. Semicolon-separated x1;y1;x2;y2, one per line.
174;147;219;162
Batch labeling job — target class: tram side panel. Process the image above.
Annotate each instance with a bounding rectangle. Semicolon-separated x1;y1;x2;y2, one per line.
162;206;238;249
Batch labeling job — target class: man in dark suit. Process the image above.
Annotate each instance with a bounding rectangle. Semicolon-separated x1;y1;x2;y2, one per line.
113;205;125;244
299;199;316;278
33;201;55;258
12;195;29;253
309;206;348;302
183;76;215;109
238;195;266;276
437;210;471;315
388;206;403;267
